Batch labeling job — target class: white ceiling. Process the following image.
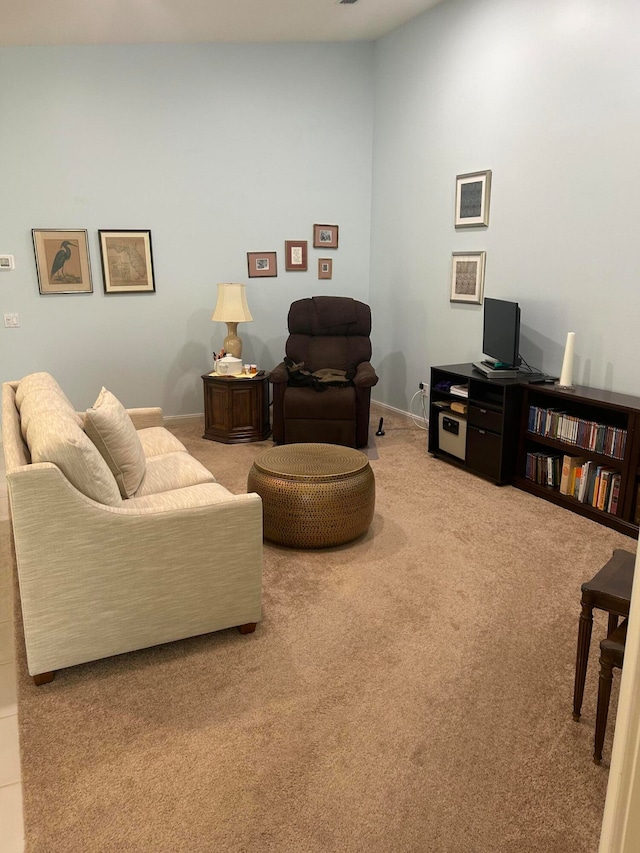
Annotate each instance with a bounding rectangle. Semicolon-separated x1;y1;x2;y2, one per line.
0;0;444;47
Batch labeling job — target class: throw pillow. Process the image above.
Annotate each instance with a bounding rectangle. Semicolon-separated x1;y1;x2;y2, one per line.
84;388;146;499
28;410;122;507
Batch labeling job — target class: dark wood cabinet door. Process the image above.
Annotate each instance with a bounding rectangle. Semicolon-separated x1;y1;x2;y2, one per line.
202;374;270;444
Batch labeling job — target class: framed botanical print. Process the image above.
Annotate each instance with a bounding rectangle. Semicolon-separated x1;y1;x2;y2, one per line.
32;229;93;294
450;252;486;304
99;230;155;293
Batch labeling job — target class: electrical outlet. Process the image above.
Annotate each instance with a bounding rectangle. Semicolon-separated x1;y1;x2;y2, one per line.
421;382;429;397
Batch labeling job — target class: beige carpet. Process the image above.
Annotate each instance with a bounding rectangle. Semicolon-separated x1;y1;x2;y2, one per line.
7;407;636;852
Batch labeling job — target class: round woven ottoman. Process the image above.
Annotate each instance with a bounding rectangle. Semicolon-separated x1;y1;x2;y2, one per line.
247;443;375;548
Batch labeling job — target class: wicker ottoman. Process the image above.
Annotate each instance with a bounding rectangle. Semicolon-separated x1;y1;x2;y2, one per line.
247;443;375;548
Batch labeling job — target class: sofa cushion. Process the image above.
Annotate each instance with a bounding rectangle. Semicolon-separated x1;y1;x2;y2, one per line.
27;410;122;506
16;372;84;430
84;388;147;499
19;389;84;442
137;427;188;458
134;452;216;497
126;482;234;510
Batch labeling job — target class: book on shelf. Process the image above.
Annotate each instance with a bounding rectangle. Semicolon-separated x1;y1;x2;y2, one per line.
608;474;621;516
577;461;591;503
572;464;583;500
596;469;616;511
449;383;469;398
559;455;584;496
450;401;468;415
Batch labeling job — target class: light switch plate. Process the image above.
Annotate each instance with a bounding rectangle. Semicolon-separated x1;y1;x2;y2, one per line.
0;254;15;270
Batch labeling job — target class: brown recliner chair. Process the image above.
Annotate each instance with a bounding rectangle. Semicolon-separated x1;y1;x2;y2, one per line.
270;296;378;448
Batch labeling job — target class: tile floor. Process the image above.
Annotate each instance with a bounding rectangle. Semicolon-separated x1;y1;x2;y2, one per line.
0;453;25;852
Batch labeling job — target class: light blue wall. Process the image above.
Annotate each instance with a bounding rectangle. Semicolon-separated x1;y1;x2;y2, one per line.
3;1;640;418
0;43;374;412
371;0;640;410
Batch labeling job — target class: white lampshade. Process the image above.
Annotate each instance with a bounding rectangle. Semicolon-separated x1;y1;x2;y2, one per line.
211;283;253;323
211;283;253;359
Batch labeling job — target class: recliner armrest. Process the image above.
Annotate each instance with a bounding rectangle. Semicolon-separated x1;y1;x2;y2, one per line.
353;362;378;388
269;362;289;384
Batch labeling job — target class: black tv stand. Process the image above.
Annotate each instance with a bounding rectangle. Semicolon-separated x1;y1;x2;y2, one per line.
429;363;524;483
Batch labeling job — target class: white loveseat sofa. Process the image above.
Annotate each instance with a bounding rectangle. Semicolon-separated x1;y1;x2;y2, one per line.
2;372;263;684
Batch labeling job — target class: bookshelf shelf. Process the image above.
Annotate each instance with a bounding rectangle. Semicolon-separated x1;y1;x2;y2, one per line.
523;432;623;467
512;476;638;537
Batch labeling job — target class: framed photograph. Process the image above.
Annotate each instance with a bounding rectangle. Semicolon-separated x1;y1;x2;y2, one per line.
285;241;307;272
32;229;92;294
455;170;491;228
99;230;155;293
313;223;339;249
318;258;333;280
450;252;486;304
247;251;277;278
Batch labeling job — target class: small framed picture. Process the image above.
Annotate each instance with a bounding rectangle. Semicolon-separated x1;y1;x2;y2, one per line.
318;258;333;280
313;223;339;249
455;170;491;228
247;251;278;278
285;241;308;271
450;252;486;304
32;229;93;294
99;230;155;293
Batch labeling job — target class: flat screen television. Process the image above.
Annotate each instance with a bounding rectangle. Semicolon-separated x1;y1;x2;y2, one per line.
482;297;521;369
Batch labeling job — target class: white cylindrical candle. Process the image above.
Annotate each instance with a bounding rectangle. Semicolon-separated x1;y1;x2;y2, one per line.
558;332;575;387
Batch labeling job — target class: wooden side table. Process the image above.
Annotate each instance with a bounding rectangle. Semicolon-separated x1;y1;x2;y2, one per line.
572;548;635;722
202;373;270;444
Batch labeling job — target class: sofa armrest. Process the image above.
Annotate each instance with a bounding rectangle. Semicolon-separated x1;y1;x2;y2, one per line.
269;362;289;384
126;407;164;429
353;362;379;388
8;463;262;676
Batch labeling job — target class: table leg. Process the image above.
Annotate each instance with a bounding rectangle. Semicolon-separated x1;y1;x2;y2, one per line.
573;600;594;721
594;650;615;764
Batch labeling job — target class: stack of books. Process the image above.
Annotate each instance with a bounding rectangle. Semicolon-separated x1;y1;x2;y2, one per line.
449;383;469;398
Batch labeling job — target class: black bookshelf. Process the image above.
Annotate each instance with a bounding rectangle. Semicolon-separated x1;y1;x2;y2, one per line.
515;383;640;537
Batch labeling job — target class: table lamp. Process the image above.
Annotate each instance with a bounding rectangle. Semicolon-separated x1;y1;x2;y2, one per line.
211;282;253;359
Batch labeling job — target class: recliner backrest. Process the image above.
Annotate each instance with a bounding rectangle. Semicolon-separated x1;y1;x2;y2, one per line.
285;296;372;373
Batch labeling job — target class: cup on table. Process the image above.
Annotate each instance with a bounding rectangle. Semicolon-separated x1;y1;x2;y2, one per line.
250;364;258;375
243;364;251;375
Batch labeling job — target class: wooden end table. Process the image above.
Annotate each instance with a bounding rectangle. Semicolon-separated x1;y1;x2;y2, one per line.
572;548;635;722
202;372;270;444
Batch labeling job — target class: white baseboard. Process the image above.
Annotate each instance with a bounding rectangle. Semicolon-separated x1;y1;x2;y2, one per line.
163;413;204;429
371;399;429;428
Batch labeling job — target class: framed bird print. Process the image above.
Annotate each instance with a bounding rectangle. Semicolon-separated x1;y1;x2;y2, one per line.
99;230;155;293
32;229;93;294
